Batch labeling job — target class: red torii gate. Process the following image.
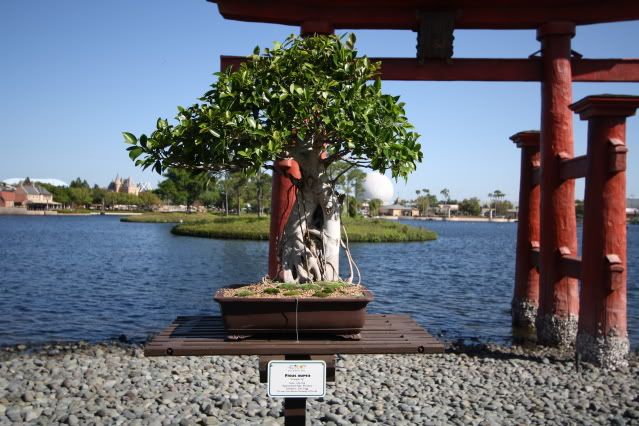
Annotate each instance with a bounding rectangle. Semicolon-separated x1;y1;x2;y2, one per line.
210;0;639;367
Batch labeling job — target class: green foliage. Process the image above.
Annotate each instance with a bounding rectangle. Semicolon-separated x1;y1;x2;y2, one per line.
104;191;139;207
459;197;482;216
91;187;107;205
264;287;280;295
69;187;92;208
138;191;161;209
283;290;302;296
156;168;209;208
235;290;255;297
199;190;220;208
347;196;359;217
126;34;421;180
415;189;436;216
369;198;382;217
495;200;514;216
69;178;90;189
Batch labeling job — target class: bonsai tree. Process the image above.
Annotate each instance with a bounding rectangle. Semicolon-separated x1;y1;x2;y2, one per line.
124;34;421;284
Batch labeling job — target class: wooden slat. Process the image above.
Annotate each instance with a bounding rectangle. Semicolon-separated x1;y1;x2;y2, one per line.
145;314;444;356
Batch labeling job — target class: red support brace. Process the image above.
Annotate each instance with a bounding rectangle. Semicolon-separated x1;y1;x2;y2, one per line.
511;131;541;330
268;159;301;279
571;95;639;367
536;22;580;347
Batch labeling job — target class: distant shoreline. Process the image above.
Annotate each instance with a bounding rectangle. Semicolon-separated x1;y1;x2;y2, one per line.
383;216;517;223
0;208;142;217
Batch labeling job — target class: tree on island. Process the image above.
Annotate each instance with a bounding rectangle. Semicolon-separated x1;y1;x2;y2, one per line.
125;34;421;283
156;168;208;211
369;198;382;217
459;197;482;216
488;190;506;217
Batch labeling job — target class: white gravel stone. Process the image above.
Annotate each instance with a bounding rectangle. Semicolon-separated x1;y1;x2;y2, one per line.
0;342;637;425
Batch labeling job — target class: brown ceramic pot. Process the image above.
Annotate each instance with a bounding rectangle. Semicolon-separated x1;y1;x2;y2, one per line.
214;286;374;337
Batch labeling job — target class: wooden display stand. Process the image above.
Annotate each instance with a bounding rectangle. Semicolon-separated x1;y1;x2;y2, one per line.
145;314;443;425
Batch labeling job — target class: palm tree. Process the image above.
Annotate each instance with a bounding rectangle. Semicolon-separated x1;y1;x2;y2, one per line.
487;190;505;219
440;188;450;203
422;188;430;216
493;190;505;216
488;192;495;220
440;188;451;218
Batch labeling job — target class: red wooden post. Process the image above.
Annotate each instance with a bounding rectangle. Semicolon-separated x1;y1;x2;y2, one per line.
268;159;301;279
511;131;541;330
571;95;639;367
268;23;334;279
536;22;580;347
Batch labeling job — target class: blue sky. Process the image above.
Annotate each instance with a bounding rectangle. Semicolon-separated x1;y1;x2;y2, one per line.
1;0;638;203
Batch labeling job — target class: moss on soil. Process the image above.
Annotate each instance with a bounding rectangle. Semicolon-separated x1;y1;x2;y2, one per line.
223;280;366;299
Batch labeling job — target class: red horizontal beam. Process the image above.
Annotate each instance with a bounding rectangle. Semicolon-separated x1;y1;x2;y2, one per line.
572;59;639;82
560;155;588;181
211;1;639;30
220;56;639;82
377;58;540;81
559;254;582;279
531;167;540;187
530;247;540;269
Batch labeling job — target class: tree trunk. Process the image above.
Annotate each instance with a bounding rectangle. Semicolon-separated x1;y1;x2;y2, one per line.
277;152;341;283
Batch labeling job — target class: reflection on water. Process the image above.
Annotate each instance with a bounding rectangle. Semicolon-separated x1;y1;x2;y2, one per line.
0;216;637;348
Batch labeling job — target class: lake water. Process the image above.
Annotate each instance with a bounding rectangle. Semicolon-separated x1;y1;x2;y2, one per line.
0;215;637;348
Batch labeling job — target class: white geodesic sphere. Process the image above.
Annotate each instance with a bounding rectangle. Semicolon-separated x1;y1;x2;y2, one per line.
362;172;394;204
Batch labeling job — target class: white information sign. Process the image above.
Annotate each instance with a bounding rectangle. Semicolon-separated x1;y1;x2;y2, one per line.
267;360;326;398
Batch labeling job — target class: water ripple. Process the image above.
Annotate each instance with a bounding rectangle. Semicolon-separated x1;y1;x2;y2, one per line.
0;216;636;348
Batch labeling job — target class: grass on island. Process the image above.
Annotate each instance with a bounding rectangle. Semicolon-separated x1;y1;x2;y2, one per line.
172;215;272;240
174;215;436;242
124;212;437;242
121;212;215;223
56;209;95;214
220;280;367;298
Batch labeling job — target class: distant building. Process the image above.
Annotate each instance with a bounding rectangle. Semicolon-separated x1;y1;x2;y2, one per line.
108;175;140;196
13;183;61;210
379;203;419;217
0;182;16;207
436;203;459;217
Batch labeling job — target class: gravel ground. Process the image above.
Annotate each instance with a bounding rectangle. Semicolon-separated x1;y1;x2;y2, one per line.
1;342;638;425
